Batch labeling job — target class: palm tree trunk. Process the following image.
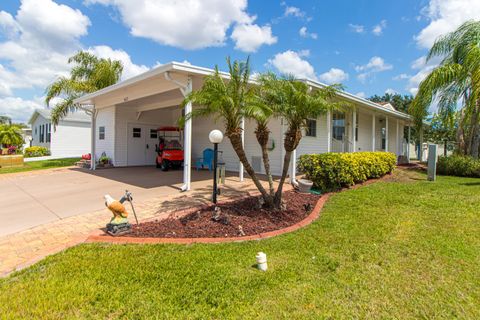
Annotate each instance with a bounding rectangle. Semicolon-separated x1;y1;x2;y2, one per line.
468;100;480;158
255;123;275;196
274;127;301;208
227;131;273;206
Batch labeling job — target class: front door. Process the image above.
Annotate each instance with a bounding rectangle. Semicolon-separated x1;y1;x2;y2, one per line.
127;124;160;166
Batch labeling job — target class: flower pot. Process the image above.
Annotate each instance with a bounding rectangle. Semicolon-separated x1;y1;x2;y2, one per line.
298;179;313;193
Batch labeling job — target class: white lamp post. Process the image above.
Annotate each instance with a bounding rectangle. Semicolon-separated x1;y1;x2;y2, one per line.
209;130;224;203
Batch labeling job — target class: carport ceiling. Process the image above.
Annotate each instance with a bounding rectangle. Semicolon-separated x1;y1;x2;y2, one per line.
116;88;184;111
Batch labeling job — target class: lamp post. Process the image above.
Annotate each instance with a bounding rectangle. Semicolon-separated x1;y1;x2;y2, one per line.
209;129;223;204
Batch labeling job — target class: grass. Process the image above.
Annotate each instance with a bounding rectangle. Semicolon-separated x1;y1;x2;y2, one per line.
1;170;480;319
0;157;80;174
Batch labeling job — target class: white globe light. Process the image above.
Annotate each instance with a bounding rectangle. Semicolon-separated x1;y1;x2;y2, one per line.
209;129;224;144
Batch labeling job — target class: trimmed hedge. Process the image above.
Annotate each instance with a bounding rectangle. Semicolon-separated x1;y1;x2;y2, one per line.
437;155;480;178
298;152;397;191
24;146;50;158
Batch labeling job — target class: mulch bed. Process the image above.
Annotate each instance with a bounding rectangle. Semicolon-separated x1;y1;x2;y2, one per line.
121;190;321;238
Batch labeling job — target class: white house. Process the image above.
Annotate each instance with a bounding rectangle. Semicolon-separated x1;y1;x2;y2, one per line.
28;109;91;157
74;62;412;191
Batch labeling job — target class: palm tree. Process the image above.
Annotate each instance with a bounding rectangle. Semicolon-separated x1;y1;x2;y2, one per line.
182;57;273;206
261;75;343;206
46;51;123;126
411;20;480;158
0;124;23;147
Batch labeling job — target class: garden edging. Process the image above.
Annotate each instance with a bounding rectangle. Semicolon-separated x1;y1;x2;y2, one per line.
86;171;393;245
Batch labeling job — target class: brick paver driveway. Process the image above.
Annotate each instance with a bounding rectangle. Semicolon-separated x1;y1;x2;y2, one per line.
0;167;258;276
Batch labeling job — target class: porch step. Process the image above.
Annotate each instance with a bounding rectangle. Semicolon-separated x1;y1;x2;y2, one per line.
75;159;90;168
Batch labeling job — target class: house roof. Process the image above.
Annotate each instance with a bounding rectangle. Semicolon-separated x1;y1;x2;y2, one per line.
74;61;412;122
28;108;91;125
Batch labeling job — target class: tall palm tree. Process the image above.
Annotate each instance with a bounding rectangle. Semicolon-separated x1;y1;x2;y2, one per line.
46;51;123;126
411;20;480;158
262;75;344;206
182;57;273;206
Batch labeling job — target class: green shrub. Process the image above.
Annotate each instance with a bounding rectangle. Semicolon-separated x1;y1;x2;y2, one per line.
437;155;480;177
298;152;397;191
24;146;50;158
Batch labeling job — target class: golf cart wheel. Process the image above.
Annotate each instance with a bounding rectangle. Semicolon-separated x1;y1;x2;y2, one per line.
156;159;161;168
161;160;169;171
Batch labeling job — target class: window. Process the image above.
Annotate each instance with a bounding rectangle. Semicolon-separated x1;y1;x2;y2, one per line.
132;127;141;138
355;111;359;142
99;126;105;140
305;119;316;137
332;112;345;141
150;129;158;139
46;123;51;143
39;124;44;143
35;127;37;135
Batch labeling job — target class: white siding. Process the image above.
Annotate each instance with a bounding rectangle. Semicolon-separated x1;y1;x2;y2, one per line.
30;116;51;150
387;117;397;155
95;106;115;161
296;114;329;157
114;106;183;166
50;120;91;157
243;118;283;175
357;111;372;152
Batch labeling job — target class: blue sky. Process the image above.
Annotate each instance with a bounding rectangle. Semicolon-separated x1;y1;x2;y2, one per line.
1;0;479;122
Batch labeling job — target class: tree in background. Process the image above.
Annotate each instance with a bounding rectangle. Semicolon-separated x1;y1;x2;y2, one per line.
369;93;413;113
46;51;123;126
424;112;458;156
0;116;12;125
411;20;480;158
0;124;23;149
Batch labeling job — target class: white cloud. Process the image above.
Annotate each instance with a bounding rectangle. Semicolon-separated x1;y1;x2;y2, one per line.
393;73;410;81
415;0;480;49
0;96;42;123
0;0;91;95
284;6;305;18
318;68;348;84
355;92;366;98
372;20;387;36
385;88;397;95
86;0;255;50
267;50;316;80
88;45;149;80
231;22;277;52
355;56;393;83
299;26;318;39
349;24;365;33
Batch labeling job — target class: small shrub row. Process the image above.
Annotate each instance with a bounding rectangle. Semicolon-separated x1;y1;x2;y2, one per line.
298;152;397;191
24;146;50;158
437;155;480;178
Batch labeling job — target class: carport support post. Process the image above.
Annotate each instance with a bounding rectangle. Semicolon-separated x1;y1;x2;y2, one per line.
239;116;244;182
385;117;389;152
290;149;297;184
407;125;411;163
90;107;97;170
372;114;376;151
183;80;193;191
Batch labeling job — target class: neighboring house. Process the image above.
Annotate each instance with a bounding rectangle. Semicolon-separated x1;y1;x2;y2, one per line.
21;127;32;150
28;109;91;157
74;61;412;191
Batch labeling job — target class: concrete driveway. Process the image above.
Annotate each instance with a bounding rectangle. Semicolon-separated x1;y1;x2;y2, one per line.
0;167;213;237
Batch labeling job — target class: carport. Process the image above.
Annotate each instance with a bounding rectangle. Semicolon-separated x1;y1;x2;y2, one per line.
74;62;245;192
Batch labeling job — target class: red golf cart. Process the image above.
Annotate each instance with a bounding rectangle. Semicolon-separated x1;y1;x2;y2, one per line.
155;126;184;171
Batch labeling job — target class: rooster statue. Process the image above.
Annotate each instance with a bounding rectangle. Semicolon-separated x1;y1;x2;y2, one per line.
104;194;131;236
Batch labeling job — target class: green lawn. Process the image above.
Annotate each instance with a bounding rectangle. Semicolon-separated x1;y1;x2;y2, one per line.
1;170;480;319
0;157;80;174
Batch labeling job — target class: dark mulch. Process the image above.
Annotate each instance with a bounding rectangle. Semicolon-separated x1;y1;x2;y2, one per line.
122;190;321;238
